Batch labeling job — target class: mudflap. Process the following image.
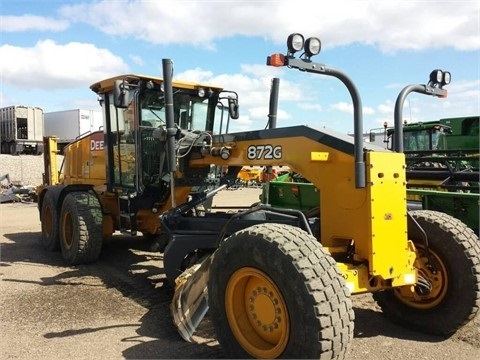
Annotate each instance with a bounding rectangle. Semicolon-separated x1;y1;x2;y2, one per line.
170;254;213;341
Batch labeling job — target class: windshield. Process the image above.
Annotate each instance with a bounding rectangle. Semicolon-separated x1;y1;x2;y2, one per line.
403;128;447;151
404;130;429;151
139;89;216;132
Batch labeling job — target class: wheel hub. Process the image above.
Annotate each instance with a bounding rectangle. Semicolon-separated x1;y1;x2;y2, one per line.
395;245;448;309
414;274;433;295
247;286;283;333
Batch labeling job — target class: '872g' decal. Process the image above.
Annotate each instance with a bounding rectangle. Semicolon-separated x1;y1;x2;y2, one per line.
247;144;282;160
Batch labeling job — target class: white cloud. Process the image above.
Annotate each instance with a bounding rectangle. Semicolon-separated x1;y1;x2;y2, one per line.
57;0;480;51
227;116;254;133
1;15;69;32
0;40;129;89
377;101;393;114
129;54;144;66
298;103;322;112
175;68;215;84
443;80;480;115
331;101;353;114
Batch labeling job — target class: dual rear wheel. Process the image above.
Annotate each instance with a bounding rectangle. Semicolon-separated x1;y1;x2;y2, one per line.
40;191;103;264
0;141;17;154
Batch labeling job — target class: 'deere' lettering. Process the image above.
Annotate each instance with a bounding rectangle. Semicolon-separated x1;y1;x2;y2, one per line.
90;140;104;151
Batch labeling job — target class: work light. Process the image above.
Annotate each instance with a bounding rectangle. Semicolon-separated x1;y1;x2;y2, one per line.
442;71;451;86
287;33;304;54
429;69;451;87
305;37;321;57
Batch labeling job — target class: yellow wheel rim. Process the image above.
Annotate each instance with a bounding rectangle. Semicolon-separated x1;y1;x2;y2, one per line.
62;211;74;250
225;267;289;359
395;245;448;309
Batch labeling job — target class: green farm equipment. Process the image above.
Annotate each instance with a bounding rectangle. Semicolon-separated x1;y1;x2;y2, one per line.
384;116;479;233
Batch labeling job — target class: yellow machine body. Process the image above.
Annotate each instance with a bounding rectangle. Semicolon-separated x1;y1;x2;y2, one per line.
38;72;418;294
188;131;417;293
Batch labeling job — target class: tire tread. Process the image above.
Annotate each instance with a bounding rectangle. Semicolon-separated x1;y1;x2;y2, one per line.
60;191;103;264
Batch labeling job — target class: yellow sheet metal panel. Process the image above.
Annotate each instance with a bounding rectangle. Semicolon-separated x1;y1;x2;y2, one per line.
366;151;416;284
87;132;107;182
63;131;106;186
43;136;59;185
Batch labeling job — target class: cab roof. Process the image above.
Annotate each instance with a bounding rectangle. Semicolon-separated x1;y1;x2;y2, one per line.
386;123;453;135
90;73;224;94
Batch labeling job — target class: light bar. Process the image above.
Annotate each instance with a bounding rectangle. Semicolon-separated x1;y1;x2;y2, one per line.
429;69;451;87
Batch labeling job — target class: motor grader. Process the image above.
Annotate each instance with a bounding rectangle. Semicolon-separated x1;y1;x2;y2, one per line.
37;33;480;359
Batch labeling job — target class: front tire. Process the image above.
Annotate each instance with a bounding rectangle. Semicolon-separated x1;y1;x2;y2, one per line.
208;223;354;359
373;210;480;335
59;192;103;264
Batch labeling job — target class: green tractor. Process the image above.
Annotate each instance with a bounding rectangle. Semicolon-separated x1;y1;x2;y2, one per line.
370;116;479;171
370;115;479;152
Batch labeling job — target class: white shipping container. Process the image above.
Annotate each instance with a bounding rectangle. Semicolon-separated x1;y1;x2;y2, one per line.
0;105;44;154
44;109;103;144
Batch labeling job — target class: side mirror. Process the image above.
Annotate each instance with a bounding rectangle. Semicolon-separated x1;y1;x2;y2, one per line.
113;80;129;108
228;97;239;119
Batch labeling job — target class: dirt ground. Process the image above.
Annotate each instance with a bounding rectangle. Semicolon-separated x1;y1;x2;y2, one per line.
1;188;479;359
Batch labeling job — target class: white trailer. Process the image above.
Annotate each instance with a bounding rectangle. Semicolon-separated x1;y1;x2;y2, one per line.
44;109;103;151
0;106;44;155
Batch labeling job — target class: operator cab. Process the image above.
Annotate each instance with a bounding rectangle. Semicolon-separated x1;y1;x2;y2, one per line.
90;74;239;206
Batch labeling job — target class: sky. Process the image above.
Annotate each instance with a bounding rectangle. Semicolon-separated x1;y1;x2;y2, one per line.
1;0;479;134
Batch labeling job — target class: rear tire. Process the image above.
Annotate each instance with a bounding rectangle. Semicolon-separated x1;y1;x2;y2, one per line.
59;192;103;264
208;223;354;359
9;142;17;155
373;210;480;335
40;191;60;251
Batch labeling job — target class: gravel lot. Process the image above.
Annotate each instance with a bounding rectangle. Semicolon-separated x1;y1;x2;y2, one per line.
0;154;56;187
1;155;480;359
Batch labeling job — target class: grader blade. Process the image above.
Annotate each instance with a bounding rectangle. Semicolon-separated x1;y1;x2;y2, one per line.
170;254;213;341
